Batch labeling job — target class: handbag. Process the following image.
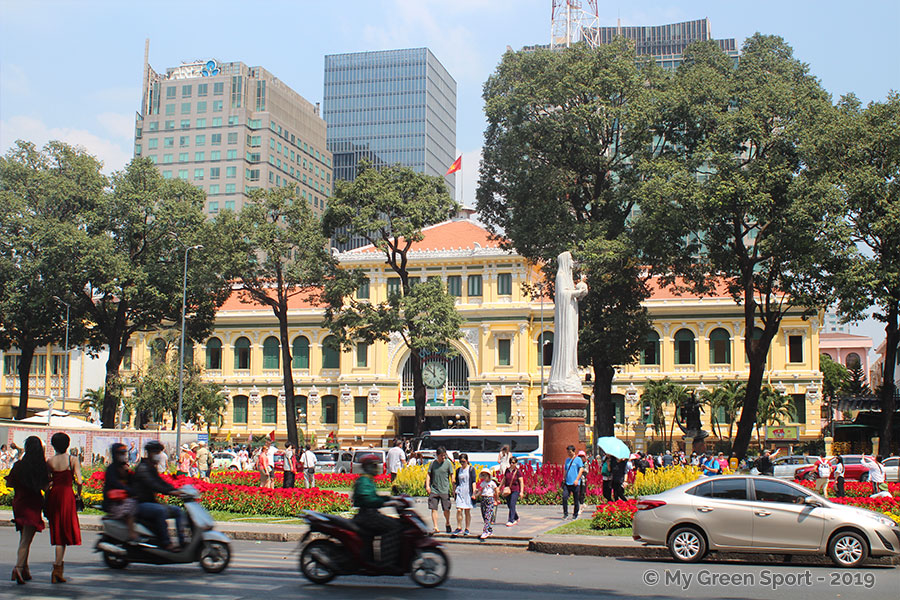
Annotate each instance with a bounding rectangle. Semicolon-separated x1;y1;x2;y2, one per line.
75;494;85;512
501;486;512;497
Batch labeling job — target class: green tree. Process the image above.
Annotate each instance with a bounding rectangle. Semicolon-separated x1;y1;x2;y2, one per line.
700;381;746;440
75;158;232;428
0;140;105;419
223;185;334;449
819;354;850;401
655;35;850;458
641;379;674;445
79;386;105;416
845;362;870;396
129;355;225;431
816;93;900;452
322;161;462;437
755;385;795;449
477;41;692;443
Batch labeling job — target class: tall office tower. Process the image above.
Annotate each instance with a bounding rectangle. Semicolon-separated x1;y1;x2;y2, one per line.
323;48;457;198
135;43;332;217
593;18;738;69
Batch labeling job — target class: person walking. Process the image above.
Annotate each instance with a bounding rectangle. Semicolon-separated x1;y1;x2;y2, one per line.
453;453;476;536
474;470;499;540
833;455;846;498
611;456;627;501
861;455;886;495
561;445;585;520
386;439;407;483
177;444;192;477
266;442;277;489
497;445;511;474
501;456;525;527
6;436;47;585
813;453;833;496
601;455;613;501
195;442;211;482
45;433;82;583
257;442;271;488
425;447;454;534
282;443;296;489
299;445;317;488
576;450;588;506
127;442;138;466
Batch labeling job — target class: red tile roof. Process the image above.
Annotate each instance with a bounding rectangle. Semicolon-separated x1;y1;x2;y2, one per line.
218;288;322;311
345;219;502;254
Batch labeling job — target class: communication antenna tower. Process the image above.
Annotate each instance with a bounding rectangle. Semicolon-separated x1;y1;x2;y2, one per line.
550;0;601;50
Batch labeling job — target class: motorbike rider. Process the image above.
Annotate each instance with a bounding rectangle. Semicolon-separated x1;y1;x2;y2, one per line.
132;440;187;552
352;453;402;567
102;443;137;541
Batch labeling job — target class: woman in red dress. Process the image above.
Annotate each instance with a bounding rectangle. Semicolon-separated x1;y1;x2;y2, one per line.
5;435;48;585
45;432;82;583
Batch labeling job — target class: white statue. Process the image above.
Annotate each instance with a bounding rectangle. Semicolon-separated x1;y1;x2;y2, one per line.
547;251;588;394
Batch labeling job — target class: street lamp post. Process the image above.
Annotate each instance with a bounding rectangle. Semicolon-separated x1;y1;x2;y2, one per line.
52;296;70;413
176;244;203;455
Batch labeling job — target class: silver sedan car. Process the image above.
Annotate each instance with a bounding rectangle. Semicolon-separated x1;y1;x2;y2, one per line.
632;475;900;567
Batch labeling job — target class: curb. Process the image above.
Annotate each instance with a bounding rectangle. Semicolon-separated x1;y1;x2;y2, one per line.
528;536;900;565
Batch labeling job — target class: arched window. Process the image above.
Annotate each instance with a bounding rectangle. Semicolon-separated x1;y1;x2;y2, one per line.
846;353;861;369
232;395;248;424
708;328;731;364
149;338;167;365
321;394;338;424
674;329;695;365
262;336;280;370
234;337;251;370
322;335;340;369
206;337;222;370
538;331;554;367
292;336;310;369
262;395;277;424
640;331;660;365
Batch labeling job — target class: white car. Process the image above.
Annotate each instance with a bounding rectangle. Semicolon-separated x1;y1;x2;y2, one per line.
883;457;899;482
212;451;241;471
772;455;818;479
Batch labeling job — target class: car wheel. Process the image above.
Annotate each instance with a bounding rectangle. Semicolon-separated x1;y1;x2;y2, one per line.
828;531;869;568
804;471;816;482
859;472;869;482
229;465;238;471
199;540;231;573
300;540;340;584
409;547;450;588
667;526;707;563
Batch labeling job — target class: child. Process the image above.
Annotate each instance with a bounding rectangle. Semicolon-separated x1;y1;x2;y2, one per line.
473;470;500;540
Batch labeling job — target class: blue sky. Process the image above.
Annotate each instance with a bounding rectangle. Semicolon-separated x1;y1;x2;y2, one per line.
1;0;898;346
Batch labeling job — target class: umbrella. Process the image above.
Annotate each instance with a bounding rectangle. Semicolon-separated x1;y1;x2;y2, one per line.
597;436;630;459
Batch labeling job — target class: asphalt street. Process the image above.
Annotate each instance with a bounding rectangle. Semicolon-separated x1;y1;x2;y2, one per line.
1;528;898;600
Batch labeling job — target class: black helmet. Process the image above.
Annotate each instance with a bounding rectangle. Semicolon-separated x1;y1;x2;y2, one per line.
145;440;164;453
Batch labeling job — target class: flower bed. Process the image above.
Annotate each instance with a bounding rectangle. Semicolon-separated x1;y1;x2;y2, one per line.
78;471;351;516
793;479;900;497
210;470;391;489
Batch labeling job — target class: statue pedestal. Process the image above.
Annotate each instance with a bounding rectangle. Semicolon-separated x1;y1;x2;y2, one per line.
541;393;588;465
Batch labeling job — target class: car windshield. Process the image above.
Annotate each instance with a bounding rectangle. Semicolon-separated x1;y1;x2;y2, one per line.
314;452;336;461
355;451;384;461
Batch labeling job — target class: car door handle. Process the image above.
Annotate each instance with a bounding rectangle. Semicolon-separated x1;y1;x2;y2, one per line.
755;510;771;516
697;506;714;512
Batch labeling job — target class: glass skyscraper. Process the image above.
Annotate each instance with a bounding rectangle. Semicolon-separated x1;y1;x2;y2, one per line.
323;48;457;196
592;18;738;69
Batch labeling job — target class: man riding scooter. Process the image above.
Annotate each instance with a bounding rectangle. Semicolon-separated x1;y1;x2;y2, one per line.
352;454;402;567
132;441;187;551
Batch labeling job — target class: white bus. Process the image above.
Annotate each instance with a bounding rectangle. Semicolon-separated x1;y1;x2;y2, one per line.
415;429;543;467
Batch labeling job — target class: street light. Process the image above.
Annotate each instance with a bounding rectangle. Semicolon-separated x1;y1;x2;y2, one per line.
52;296;70;414
512;409;526;431
176;244;203;455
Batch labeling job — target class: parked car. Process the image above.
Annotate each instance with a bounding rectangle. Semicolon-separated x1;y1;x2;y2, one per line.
883;456;899;482
632;475;900;567
793;455;871;481
772;455;818;479
335;449;386;474
313;450;339;474
211;451;241;471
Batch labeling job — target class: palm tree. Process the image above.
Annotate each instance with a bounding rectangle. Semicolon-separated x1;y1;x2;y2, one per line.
80;387;105;420
755;385;794;449
701;381;745;440
668;384;692;446
642;378;674;444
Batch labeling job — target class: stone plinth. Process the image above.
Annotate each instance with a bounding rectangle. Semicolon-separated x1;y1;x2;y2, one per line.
541;392;588;465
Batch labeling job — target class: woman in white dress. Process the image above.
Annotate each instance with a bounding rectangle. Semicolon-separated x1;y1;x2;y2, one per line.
453;454;476;536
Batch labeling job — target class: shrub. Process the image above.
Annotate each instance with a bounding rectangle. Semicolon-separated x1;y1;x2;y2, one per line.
590;500;638;530
630;465;706;496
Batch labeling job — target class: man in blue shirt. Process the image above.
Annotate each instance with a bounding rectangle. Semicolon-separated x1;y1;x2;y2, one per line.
701;453;721;476
562;445;585;519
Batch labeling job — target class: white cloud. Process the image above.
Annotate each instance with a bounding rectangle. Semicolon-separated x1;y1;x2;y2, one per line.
0;115;131;173
96;112;136;140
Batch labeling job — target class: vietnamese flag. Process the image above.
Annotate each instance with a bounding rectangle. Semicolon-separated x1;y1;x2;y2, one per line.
445;155;461;175
268;430;276;441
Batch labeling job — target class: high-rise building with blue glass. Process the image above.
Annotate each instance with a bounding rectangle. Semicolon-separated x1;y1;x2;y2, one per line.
323;48;457;196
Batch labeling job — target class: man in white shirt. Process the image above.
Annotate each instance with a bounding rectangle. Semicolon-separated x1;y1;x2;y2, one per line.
156;447;169;474
300;445;317;488
813;454;833;496
386;439;407;482
282;443;296;489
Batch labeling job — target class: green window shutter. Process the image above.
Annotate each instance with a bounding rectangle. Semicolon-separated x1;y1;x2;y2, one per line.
233;396;248;424
262;396;277;424
322;336;340;369
354;396;367;424
447;275;462;297
357;277;370;299
467;274;482;297
498;273;512;296
497;396;511;424
356;342;368;367
498;339;511;366
234;337;251;370
292;336;309;369
263;337;279;369
387;277;401;296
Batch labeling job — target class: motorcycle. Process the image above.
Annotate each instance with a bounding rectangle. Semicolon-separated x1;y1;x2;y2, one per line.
298;495;449;588
95;485;231;573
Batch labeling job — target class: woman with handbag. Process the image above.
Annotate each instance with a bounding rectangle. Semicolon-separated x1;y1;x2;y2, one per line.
45;433;82;583
501;457;525;527
6;436;48;584
452;453;477;536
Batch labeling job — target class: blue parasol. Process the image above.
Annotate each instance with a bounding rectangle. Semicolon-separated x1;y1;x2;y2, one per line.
596;436;631;459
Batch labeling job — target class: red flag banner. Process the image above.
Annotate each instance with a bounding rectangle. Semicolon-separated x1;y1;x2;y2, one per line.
268;430;276;441
445;155;462;175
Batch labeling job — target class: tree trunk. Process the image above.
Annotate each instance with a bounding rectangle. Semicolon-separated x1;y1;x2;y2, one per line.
101;341;125;429
592;357;615;442
879;305;898;455
14;344;36;420
411;351;426;438
278;306;298;449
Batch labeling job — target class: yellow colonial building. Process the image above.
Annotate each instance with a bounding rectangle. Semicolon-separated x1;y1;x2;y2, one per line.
121;218;824;446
